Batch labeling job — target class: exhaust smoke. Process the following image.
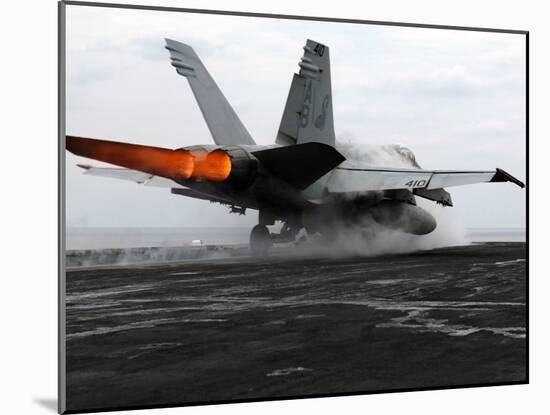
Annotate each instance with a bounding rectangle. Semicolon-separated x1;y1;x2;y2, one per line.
295;137;471;256
331;199;467;257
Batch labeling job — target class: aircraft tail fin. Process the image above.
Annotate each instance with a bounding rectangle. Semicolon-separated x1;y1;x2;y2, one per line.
276;40;336;148
165;38;255;146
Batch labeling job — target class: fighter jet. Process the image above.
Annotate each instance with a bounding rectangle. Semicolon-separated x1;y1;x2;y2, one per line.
66;39;525;255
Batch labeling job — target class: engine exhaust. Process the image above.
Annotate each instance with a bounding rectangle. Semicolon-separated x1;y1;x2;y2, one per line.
66;136;232;182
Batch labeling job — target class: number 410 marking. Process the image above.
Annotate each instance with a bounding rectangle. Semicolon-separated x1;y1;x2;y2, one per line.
405;179;427;188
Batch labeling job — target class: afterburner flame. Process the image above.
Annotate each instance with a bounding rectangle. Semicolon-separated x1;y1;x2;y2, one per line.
66;136;232;183
191;150;232;182
66;136;194;180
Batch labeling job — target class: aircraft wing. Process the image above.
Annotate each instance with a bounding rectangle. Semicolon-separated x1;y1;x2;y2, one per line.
327;166;525;193
76;164;186;188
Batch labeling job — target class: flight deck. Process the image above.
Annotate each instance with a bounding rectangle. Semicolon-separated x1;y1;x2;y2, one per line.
64;242;526;411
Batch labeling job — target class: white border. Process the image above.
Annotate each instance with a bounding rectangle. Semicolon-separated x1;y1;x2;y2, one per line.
2;1;543;414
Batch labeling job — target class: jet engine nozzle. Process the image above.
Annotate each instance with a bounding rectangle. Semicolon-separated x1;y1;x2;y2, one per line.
188;149;232;182
66;136;264;188
182;145;258;188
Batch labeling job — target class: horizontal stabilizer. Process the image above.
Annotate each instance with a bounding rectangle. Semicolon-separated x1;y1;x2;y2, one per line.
76;164;233;204
252;143;345;189
76;164;185;188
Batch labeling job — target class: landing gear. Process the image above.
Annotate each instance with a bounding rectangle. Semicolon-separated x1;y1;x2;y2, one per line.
249;224;272;256
272;222;298;244
250;213;303;256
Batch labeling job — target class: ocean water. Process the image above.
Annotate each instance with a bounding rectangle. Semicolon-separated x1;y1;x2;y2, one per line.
66;227;526;250
66;227;252;250
466;228;526;243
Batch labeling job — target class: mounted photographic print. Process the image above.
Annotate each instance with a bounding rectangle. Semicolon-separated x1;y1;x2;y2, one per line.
59;1;528;413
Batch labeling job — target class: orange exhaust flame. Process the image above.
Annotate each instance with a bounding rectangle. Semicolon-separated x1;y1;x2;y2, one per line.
66;136;194;180
66;136;231;182
190;150;232;182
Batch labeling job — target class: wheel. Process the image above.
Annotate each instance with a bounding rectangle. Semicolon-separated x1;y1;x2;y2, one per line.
249;224;272;256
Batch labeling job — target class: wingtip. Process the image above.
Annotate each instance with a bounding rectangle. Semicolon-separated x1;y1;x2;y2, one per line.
492;168;526;188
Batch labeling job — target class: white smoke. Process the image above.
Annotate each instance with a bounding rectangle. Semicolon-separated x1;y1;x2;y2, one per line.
324;199;468;257
292;136;470;257
336;136;420;169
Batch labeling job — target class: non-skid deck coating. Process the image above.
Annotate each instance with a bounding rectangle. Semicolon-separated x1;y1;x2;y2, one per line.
65;242;527;411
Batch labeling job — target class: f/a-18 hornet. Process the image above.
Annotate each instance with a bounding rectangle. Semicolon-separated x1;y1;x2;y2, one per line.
67;39;525;255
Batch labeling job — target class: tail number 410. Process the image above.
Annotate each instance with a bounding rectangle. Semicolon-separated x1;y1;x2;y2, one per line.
405;179;427;188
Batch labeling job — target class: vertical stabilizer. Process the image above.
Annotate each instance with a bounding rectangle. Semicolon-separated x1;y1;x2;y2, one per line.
165;38;255;146
276;40;336;147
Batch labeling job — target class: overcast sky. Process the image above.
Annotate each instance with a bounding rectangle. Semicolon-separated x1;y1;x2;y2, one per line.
65;5;526;229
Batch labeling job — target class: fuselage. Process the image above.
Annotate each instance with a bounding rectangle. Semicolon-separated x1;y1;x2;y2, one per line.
176;143;437;236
